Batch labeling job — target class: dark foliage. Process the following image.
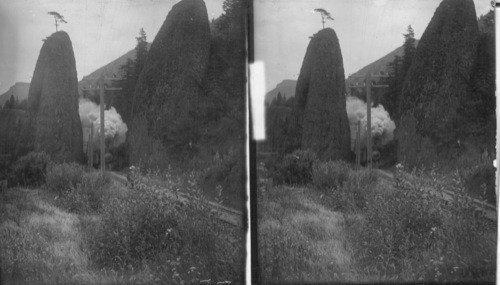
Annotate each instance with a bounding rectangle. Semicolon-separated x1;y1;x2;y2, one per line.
0;109;32;169
272;149;317;185
45;162;86;195
346;166;495;281
312;160;350;191
381;26;416;121
115;29;148;125
10;151;52;187
464;163;496;204
89;168;244;283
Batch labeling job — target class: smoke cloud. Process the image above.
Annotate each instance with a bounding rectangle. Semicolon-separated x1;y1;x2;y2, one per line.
78;99;128;150
345;96;396;150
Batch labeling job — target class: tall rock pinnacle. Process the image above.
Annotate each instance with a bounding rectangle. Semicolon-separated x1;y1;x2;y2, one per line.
28;31;83;162
130;0;211;159
293;28;351;160
396;0;479;165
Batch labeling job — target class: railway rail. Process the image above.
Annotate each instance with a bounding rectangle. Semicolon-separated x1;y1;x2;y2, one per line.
375;169;497;221
106;171;244;227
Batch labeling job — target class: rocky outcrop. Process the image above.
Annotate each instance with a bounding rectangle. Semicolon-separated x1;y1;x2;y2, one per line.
130;0;211;160
396;0;479;165
28;31;83;163
293;28;350;161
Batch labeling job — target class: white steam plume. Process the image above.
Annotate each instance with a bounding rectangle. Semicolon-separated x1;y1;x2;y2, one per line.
79;99;128;150
346;96;396;150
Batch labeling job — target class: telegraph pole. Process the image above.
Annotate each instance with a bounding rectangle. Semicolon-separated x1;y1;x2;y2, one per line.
96;75;122;175
366;71;372;172
347;70;389;172
99;75;105;175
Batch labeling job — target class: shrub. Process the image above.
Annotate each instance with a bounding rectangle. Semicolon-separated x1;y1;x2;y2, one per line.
10;151;52;187
272;149;317;185
58;171;110;214
312;160;350;190
463;163;495;204
90;170;244;283
201;148;245;208
128;116;171;170
325;169;377;212
345;165;495;281
45;162;86;195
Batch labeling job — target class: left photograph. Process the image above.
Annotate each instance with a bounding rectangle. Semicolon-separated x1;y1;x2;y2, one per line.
0;0;247;284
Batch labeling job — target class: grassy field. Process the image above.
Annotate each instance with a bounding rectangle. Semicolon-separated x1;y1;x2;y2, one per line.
258;185;355;282
257;159;496;284
1;163;244;284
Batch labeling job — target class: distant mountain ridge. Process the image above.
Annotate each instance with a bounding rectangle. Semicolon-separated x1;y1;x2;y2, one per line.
346;40;419;87
78;43;151;94
1;43;152;106
0;82;30;108
265;79;297;103
266;41;419;103
81;43;151;81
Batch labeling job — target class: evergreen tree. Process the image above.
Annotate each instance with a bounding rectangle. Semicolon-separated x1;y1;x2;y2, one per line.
382;25;416;120
117;29;148;124
276;92;282;105
402;25;416;73
211;0;247;96
135;28;148;76
4;95;15;109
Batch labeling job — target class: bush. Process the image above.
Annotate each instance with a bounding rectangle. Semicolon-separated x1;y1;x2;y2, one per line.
45;162;86;195
345;165;495;281
201;148;245;208
10;151;52;187
272;149;317;185
325;169;377;212
90;169;243;283
58;171;110;214
463;163;496;204
312;160;350;190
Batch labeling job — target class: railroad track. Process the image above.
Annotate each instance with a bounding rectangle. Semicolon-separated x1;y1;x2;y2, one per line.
374;169;497;221
106;171;244;227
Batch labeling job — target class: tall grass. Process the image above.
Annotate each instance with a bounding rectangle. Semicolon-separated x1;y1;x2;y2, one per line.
0;189;96;284
2;162;245;284
257;185;356;283
344;164;496;282
259;160;496;283
88;166;244;284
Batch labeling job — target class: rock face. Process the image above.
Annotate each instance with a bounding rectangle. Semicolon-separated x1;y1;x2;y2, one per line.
130;0;211;159
293;28;350;161
28;31;83;163
396;0;479;165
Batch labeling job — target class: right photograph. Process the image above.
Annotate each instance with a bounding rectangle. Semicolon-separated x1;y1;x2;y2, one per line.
254;0;496;283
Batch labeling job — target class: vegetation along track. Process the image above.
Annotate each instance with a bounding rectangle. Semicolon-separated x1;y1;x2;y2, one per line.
374;169;497;221
106;171;244;227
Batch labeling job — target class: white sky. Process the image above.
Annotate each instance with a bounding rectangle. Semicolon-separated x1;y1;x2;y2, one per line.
0;0;225;94
254;0;493;92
